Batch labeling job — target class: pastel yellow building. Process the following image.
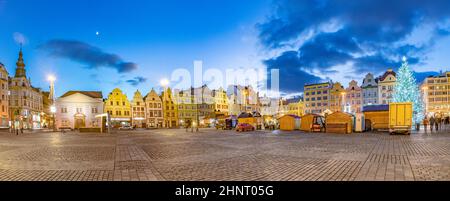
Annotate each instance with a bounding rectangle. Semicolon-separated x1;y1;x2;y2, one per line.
421;72;450;117
329;82;345;113
161;87;178;128
104;88;131;127
287;98;304;117
304;82;331;114
175;88;197;127
0;63;9;127
212;88;229;116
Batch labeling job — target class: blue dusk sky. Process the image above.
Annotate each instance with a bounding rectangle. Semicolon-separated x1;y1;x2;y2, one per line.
1;0;450;98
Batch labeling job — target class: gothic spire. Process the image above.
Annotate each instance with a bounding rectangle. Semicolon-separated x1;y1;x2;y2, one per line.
15;45;27;78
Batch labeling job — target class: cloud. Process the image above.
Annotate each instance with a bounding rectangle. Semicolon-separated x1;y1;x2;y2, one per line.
38;39;138;73
126;76;147;86
258;0;450;92
264;51;322;92
13;32;27;45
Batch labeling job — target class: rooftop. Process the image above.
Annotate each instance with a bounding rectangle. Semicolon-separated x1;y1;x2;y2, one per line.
60;91;103;99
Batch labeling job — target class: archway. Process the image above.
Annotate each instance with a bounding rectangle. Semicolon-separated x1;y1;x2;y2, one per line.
74;113;86;129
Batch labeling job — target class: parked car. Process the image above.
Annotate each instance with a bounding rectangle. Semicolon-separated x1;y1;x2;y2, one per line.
119;125;133;130
236;123;255;132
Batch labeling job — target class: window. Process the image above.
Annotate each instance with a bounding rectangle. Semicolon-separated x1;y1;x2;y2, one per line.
61;107;68;113
76;108;82;113
92;107;98;114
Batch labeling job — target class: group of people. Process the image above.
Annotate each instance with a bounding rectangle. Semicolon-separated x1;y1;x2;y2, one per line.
10;121;24;135
422;115;450;133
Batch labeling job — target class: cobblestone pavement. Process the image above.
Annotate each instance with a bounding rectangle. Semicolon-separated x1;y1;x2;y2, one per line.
0;128;449;181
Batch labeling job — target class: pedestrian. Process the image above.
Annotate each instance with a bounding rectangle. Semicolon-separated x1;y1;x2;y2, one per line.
430;116;435;132
14;121;19;136
423;117;429;134
435;116;440;132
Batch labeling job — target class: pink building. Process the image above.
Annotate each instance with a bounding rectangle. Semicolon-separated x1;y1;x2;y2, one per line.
345;80;363;114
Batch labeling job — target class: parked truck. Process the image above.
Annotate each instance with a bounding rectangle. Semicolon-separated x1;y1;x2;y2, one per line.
389;102;413;135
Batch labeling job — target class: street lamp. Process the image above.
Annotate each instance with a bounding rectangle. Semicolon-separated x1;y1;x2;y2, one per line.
48;75;56;131
160;78;169;88
50;105;56;131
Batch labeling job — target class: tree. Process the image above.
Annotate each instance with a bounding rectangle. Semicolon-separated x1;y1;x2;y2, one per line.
393;57;425;123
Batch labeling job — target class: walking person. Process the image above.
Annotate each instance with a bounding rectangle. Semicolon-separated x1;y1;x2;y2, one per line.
14;121;19;136
429;116;435;132
423;117;429;134
435;116;440;132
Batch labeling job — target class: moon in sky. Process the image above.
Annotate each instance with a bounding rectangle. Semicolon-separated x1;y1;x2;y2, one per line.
96;31;100;36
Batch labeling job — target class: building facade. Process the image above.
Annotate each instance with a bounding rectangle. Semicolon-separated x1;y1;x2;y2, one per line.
55;91;103;129
0;63;9;127
227;85;259;115
345;80;363;114
131;90;146;128
8;48;43;129
259;96;279;116
212;88;229;116
174;88;197;127
378;69;396;105
161;87;178;128
421;72;450;117
362;73;378;106
286;97;304;117
144;89;163;128
104;88;131;127
304;82;331;114
329;82;345;113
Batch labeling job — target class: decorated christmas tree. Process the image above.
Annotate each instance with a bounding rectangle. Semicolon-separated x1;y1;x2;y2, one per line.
393;57;425;123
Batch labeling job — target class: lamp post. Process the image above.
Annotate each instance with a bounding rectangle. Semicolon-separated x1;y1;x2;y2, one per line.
48;75;56;132
50;105;56;132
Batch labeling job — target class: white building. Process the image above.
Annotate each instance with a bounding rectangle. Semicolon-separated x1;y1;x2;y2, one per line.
362;73;378;106
55;91;103;129
377;69;397;105
259;96;280;116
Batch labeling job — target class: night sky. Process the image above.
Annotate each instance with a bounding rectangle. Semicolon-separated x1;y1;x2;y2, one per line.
1;0;450;98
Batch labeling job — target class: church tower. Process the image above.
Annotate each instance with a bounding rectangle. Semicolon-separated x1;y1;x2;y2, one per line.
14;46;27;78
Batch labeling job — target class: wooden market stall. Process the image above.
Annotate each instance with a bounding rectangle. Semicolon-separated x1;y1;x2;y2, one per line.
363;105;389;131
325;112;354;134
300;114;325;132
238;112;256;127
278;115;301;131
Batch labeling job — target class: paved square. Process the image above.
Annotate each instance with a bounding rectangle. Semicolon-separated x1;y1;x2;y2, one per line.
0;128;449;181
